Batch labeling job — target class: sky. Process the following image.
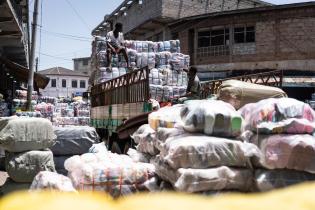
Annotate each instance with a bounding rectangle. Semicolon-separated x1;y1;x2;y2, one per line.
32;0;314;71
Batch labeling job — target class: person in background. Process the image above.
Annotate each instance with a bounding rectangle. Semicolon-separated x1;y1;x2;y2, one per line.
106;23;129;69
186;66;201;99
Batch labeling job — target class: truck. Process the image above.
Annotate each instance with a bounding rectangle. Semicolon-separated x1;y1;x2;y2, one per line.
90;67;283;153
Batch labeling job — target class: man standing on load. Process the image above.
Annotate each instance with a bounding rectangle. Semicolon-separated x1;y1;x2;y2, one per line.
106;22;129;69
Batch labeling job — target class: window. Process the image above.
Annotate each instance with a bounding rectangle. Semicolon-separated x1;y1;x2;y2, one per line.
80;80;86;88
72;80;78;88
83;59;89;66
234;26;255;43
198;28;230;47
62;79;67;88
51;79;56;87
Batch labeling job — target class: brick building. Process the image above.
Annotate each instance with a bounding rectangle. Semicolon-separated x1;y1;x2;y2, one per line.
73;57;92;76
92;0;270;40
170;2;315;100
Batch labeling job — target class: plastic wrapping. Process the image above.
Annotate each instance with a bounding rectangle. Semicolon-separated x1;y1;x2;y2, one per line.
30;171;76;192
64;153;155;196
131;124;158;155
127;148;151;163
250;134;315;173
240;98;315;132
218;80;287;110
0;117;56;152
6;149;56;183
160;134;260;169
154;157;253;193
180;100;242;137
88;142;108;153
155;126;186;151
50;126;100;156
255;169;315;192
148;105;184;130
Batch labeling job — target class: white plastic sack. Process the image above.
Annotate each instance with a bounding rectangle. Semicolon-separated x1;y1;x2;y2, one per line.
65;153;155;191
180;100;243;137
0;117;56;152
127;148;151;163
160;134;260;169
149;104;184;130
154;157;253;193
88;142;108;153
30;171;76;192
250;134;315;173
131;124;158;155
6;150;56;183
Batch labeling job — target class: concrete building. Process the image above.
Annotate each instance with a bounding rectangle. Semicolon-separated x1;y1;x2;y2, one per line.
73;57;92;76
92;0;271;40
39;67;89;98
170;2;315;100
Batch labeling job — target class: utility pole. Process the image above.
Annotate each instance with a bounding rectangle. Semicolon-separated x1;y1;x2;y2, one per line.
27;0;39;110
35;57;39;72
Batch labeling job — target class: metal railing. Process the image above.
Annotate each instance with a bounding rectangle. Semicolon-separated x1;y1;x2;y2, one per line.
197;45;230;57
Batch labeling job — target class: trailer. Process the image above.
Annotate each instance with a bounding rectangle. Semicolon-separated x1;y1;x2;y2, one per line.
90;68;283;153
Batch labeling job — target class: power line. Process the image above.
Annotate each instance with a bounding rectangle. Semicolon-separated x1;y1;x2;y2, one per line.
39;52;74;61
64;0;91;31
39;27;92;40
40;31;92;42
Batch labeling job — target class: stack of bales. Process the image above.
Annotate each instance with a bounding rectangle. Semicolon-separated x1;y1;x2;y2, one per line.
0;117;56;196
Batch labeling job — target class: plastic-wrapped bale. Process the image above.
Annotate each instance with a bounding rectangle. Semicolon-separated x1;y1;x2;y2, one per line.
180;100;243;137
127;148;151;163
239;98;315;132
96;51;107;68
170;53;186;71
148;104;185;130
127;49;137;68
158;42;164;52
163;41;171;52
88;142;108;153
64;153;155;197
160;133;260;169
30;171;76;192
149;68;164;85
50;126;100;156
137;53;148;68
155;127;186;151
166;71;188;86
0;178;31;196
170;40;180;53
150;84;164;101
148;52;156;69
154;157;253;193
155;52;172;68
0;117;56;152
250;134;315;173
5;149;55;183
255;169;315;192
148;41;158;53
256;118;315;135
131;124;159;155
218;80;287;110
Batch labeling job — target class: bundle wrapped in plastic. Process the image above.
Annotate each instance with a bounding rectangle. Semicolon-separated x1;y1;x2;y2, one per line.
150;85;164;101
96;51;107;68
30;171;76;192
154;157;253;193
127;148;151;163
64;153;155;196
137;52;149;68
148;52;156;69
160;133;259;169
250;134;315;173
0;117;56;152
149;68;164;85
88;142;108;153
155;127;186;151
148;41;158;53
127;49;137;68
6;149;56;183
132;124;159;155
163;41;171;52
255;169;315;192
180;100;243;137
94;36;107;52
50;126;100;156
170;40;180;53
53;156;70;175
158;42;164;52
148;104;184;130
170;53;186;70
155;52;172;68
124;40;136;50
256;118;315;135
166;70;188;86
218;80;287;110
240;98;315;132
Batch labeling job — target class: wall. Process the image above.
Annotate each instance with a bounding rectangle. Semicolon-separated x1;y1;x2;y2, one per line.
73;58;91;76
40;75;89;98
177;5;315;73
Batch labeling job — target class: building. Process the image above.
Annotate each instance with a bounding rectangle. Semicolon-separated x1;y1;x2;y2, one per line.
38;67;89;98
73;57;92;76
170;2;315;100
92;0;271;40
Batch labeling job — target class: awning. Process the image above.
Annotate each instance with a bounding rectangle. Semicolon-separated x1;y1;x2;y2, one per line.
0;57;50;89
